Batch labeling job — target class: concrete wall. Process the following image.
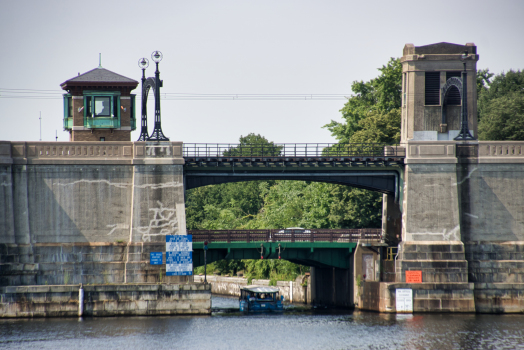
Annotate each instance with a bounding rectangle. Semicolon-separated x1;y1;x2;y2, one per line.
0;141;188;286
394;140;524;313
193;275;310;303
0;283;211;317
359;282;475;313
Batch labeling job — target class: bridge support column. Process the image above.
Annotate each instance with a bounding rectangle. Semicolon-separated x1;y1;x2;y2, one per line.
310;265;353;308
388;142;475;312
381;193;401;245
126;142;188;284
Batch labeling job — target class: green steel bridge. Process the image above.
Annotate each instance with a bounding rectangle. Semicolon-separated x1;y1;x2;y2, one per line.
183;143;405;202
190;229;382;269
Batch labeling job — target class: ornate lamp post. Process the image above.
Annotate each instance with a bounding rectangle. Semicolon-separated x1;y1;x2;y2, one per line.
136;51;169;141
148;51;169;141
137;57;150;141
454;50;475;141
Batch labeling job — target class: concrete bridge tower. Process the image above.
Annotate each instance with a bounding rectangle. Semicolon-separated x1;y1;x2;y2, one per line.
392;43;481;312
401;42;479;142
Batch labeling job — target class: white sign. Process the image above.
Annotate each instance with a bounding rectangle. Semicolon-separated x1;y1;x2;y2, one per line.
396;288;413;313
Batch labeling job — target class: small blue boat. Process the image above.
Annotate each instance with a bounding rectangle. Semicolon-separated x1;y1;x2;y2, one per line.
239;286;284;313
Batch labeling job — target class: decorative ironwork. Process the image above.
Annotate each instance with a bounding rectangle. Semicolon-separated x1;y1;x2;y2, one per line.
137;58;149;141
183;143;404;158
441;77;463;127
454;51;476;141
137;51;169;141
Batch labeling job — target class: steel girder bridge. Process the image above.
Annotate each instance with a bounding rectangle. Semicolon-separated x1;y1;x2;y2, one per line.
190;229;381;269
183;143;405;201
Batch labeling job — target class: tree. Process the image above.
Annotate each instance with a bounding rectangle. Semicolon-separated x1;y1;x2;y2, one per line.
478;92;524;141
476;68;494;99
324;58;402;143
223;133;282;157
478;69;524;123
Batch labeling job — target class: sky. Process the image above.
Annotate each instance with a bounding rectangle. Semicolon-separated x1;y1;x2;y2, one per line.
0;0;523;144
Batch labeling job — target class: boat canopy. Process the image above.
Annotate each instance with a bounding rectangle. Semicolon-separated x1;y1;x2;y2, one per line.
240;286;280;293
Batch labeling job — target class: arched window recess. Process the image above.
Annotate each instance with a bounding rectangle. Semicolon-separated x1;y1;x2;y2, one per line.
440;77;462;133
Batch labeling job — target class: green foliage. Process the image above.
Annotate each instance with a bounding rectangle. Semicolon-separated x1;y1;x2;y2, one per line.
348;108;401;144
223;133;282;157
356;274;363;288
476;68;494;98
478;92;524;141
477;69;524;140
186;181;267;230
478;69;524;123
194;258;309;282
324;57;402;143
251;181;381;229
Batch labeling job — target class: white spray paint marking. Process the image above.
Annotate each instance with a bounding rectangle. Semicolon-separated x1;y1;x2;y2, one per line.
136;200;178;242
54;179;129;189
0;181;12;186
106;223;130;235
53;179;181;190
453;167;478;186
145;146;171;156
465;213;479;219
442;225;460;241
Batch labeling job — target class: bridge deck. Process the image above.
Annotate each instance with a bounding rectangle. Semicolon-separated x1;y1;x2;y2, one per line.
189;229;382;243
190;229;382;268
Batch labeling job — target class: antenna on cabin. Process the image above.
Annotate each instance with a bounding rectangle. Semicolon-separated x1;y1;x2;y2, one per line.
98;53;102;68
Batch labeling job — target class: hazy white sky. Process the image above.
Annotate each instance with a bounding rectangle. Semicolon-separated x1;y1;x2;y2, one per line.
1;0;523;143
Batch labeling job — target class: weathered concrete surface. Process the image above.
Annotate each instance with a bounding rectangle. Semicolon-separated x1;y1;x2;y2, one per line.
396;141;524;312
193;275;310;303
0;141;188;287
359;282;475;313
0;283;211;317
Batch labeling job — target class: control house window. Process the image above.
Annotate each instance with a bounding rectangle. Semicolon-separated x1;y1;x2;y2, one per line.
94;96;111;116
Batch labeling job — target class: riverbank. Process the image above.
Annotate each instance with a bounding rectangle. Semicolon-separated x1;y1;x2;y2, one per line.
0;283;211;318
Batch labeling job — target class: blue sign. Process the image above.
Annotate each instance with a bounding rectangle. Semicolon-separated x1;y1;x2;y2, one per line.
166;235;193;276
150;252;163;265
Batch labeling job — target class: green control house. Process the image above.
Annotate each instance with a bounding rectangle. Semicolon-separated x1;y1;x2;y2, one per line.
61;65;139;141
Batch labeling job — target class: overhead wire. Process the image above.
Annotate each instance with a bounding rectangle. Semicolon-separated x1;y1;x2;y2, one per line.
0;88;350;100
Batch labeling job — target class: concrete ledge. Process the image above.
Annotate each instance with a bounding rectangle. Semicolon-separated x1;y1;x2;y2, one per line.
0;283;211;318
359;282;475;313
473;283;524;313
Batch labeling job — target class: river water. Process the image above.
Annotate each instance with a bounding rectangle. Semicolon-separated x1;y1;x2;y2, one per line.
1;295;523;350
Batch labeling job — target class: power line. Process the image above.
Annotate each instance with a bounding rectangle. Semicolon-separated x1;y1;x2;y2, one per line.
0;88;350;101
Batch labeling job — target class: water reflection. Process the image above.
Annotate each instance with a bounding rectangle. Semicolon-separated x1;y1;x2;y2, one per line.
0;296;523;349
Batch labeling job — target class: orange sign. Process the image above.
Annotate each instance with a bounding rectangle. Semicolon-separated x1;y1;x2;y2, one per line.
405;270;422;283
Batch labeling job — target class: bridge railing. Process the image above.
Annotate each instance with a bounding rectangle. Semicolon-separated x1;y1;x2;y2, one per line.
189;229;382;243
183;143;404;158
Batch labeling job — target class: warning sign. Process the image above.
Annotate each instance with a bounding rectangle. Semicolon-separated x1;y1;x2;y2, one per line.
396;289;413;313
405;270;422;283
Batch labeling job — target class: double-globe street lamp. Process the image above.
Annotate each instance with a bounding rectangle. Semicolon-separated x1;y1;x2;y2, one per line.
137;51;169;141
